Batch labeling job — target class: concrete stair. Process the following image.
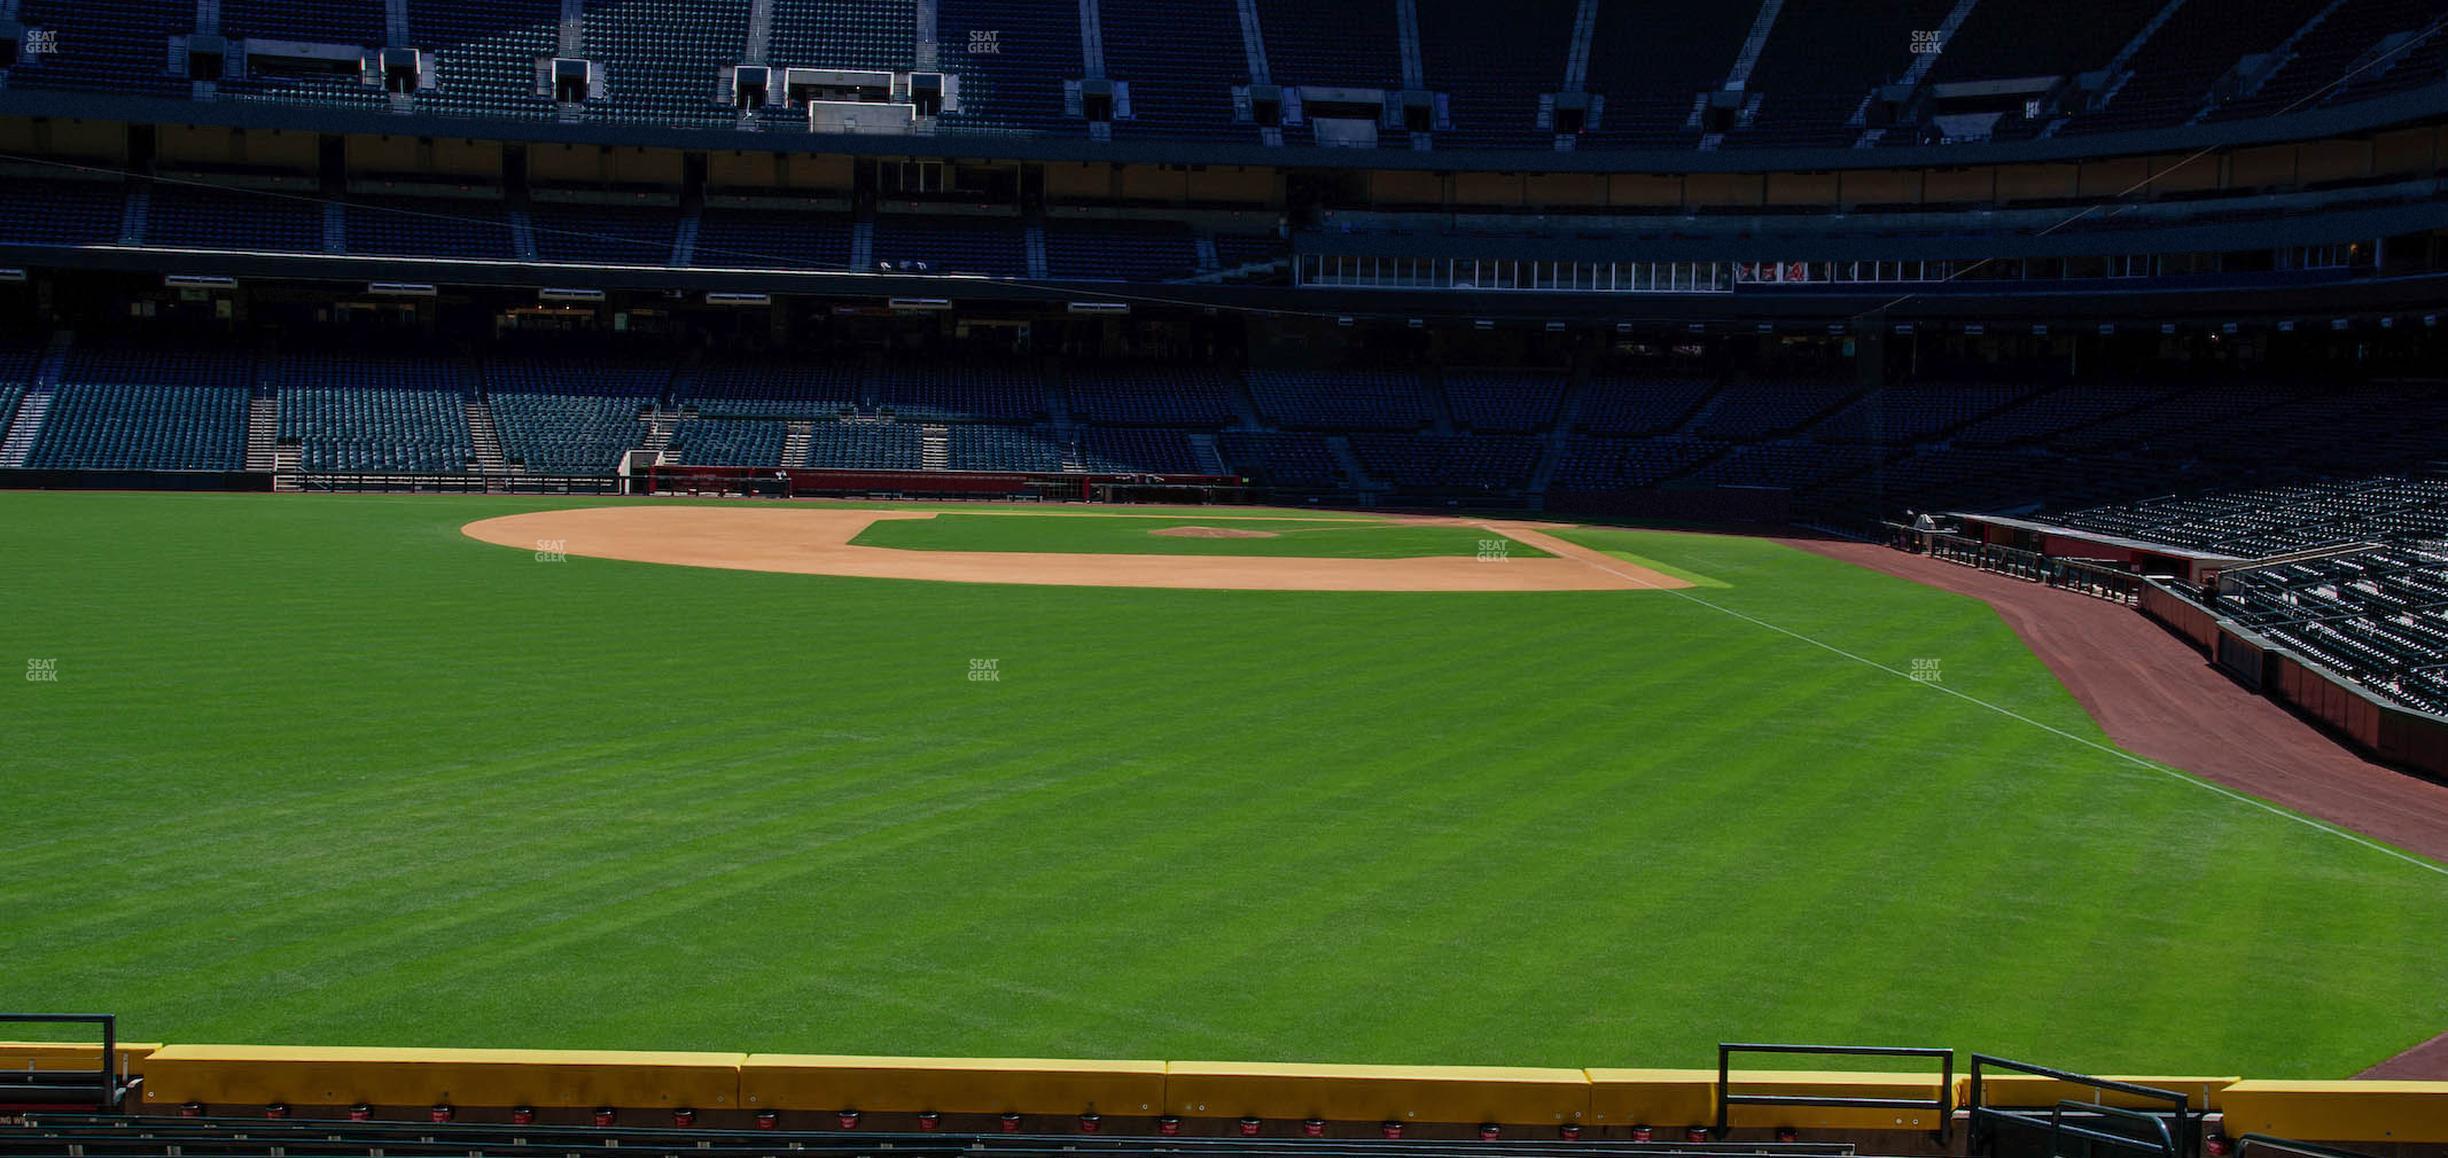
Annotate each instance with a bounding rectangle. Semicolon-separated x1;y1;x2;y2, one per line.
0;387;50;467
464;398;509;473
0;332;71;468
850;219;875;269
642;411;677;455
1044;372;1076;440
118;185;151;245
1186;432;1227;475
1024;222;1049;279
1224;373;1267;430
509;209;539;261
1674;384;1732;434
244;393;279;471
1422;367;1456;435
1526;374;1587;502
920;423;949;470
671;206;700;267
1323;434;1382;501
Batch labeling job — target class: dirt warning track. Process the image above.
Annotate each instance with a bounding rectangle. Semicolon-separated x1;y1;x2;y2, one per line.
462;506;1689;593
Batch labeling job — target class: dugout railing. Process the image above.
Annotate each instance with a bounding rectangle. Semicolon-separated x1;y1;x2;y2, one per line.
1965;1055;2195;1158
1714;1043;1953;1144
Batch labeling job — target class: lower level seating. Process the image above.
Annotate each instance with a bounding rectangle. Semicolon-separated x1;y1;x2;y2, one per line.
282;386;474;473
1348;432;1543;492
1549;436;1724;491
490;393;651;473
671;419;789;467
802;421;922;470
947;423;1066;471
1217;430;1343;489
1078;427;1202;474
30;383;249;470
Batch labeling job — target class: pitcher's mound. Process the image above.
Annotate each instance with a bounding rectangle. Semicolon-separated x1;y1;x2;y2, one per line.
1152;525;1279;539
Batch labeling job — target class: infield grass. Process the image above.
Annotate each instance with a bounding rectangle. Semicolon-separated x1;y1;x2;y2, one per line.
850;512;1551;558
4;491;2446;1076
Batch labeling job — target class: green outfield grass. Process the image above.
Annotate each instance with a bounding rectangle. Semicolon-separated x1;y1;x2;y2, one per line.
849;512;1551;558
4;491;2446;1076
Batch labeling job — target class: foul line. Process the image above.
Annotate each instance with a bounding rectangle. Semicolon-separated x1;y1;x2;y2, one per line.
1509;524;2448;878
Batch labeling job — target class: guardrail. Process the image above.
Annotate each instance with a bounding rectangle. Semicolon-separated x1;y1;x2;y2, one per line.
0;1013;129;1112
1713;1044;1952;1143
1967;1055;2196;1158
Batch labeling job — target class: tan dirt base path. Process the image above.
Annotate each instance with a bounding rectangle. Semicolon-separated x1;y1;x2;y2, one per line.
461;506;1690;593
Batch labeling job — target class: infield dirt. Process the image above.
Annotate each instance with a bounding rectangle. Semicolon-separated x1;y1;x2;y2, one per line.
462;505;1691;592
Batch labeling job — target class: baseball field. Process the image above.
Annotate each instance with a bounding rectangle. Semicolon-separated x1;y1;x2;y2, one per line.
5;490;2447;1078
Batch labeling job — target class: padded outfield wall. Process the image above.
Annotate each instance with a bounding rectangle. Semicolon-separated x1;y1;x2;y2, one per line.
5;1041;2445;1149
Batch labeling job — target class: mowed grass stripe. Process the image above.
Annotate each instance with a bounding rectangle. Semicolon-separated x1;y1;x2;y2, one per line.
4;492;2447;1074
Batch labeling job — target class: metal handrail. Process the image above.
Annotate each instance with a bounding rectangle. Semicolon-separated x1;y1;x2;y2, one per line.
2236;1134;2385;1158
1966;1055;2193;1158
1715;1043;1953;1143
2046;1100;2177;1158
0;1012;121;1111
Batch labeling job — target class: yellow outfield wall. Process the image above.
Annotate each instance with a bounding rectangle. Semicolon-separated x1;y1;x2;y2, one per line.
34;1040;2448;1145
741;1055;1165;1115
2219;1080;2448;1143
1971;1074;2239;1114
1165;1062;1589;1125
140;1045;745;1109
1585;1068;1720;1126
0;1040;161;1076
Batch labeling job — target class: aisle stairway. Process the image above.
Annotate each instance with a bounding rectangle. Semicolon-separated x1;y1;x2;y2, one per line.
0;388;50;467
2;334;70;467
244;394;279;471
465;399;508;473
1186;431;1227;475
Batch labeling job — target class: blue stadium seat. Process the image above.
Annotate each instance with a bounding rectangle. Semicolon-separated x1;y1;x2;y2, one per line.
31;344;253;471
